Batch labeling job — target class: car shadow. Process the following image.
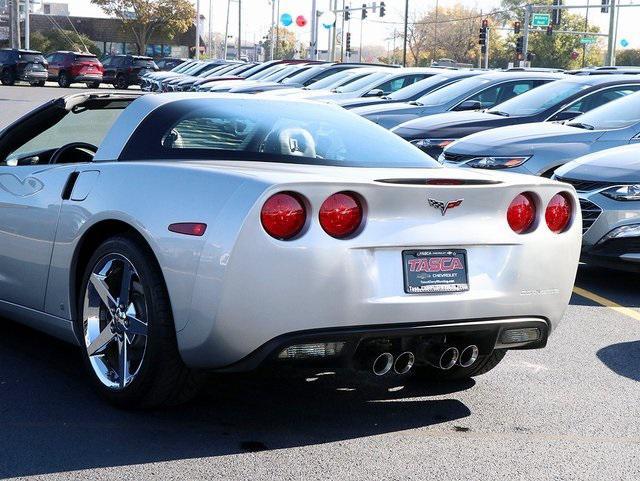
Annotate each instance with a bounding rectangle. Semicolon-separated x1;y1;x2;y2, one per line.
573;264;640;308
597;341;640;382
0;320;473;478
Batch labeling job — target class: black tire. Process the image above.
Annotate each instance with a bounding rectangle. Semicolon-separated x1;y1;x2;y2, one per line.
87;81;101;89
114;74;129;89
58;71;71;88
76;235;201;409
32;81;45;87
1;69;15;86
414;349;507;382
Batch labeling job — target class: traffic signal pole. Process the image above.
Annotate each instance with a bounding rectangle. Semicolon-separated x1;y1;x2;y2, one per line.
606;0;616;65
484;27;490;69
522;4;531;66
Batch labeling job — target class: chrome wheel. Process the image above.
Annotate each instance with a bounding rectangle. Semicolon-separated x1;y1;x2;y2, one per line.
82;254;148;390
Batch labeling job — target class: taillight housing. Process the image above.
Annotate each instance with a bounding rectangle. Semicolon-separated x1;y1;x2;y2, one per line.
545;192;572;233
261;192;306;240
507;192;536;234
319;192;363;239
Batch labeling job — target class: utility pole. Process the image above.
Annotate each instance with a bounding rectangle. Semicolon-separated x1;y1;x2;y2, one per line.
402;0;408;67
270;0;276;60
522;4;531;65
582;0;590;67
330;0;338;61
237;0;242;60
223;0;231;59
10;0;20;49
484;26;490;69
340;0;345;62
606;0;616;65
431;0;438;62
359;12;363;62
310;0;318;60
24;0;30;49
196;0;200;59
208;0;213;58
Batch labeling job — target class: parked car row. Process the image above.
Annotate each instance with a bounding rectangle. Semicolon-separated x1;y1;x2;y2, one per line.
0;48;184;88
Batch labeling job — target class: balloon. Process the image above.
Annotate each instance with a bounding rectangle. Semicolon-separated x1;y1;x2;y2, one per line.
280;13;292;26
296;15;307;27
620;38;629;48
319;11;336;29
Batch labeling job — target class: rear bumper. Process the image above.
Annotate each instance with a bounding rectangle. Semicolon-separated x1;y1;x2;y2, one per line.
214;317;550;372
19;72;48;82
73;74;103;83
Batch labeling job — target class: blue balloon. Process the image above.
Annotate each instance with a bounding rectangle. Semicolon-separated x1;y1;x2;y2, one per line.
620;38;629;48
280;13;292;26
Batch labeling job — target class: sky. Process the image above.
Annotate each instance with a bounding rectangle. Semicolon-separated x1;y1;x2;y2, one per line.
49;0;640;51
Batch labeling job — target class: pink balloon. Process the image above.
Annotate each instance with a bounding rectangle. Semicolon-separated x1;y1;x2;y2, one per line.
296;15;307;27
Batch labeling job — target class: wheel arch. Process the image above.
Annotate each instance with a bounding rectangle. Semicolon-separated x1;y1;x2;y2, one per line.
69;219;167;323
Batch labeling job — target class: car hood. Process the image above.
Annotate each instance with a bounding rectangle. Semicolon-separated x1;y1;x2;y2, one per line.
393;111;510;133
447;122;603;156
556;144;640;182
351;102;423;117
335;97;389;108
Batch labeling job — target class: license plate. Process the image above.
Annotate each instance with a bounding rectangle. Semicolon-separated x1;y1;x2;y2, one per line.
402;249;469;294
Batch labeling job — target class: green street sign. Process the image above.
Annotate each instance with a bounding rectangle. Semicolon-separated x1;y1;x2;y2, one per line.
580;37;597;44
532;14;551;27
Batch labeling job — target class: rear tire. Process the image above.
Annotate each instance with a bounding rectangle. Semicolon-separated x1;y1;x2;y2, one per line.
32;81;45;87
87;81;101;89
76;235;201;409
1;69;15;86
58;71;71;88
115;74;129;89
414;349;507;382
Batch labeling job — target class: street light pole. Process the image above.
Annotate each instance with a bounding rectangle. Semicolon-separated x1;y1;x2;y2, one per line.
310;0;318;60
24;0;30;49
208;0;213;58
270;0;276;60
223;0;231;59
238;0;242;60
195;0;200;59
606;0;617;65
402;0;408;67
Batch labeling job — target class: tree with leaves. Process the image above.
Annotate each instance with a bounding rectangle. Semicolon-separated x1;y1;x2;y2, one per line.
30;30;102;56
91;0;196;55
261;26;301;60
616;49;640;66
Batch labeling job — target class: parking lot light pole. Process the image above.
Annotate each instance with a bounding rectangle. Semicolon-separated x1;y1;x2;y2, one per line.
24;0;30;49
402;0;408;66
606;0;616;65
195;0;200;59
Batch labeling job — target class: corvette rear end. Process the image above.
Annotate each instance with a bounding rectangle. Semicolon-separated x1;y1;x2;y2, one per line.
177;166;581;376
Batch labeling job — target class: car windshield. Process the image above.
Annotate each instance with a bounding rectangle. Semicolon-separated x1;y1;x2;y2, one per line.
387;74;463;100
416;76;493;106
122;99;440;168
261;65;300;81
567;91;640;130
306;70;362;90
488;81;589;116
75;55;98;63
282;65;327;85
181;62;205;74
134;59;155;68
335;72;391;93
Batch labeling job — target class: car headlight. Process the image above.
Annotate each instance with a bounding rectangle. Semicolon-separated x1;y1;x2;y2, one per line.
600;184;640;201
597;224;640;244
465;156;530;169
410;139;456;150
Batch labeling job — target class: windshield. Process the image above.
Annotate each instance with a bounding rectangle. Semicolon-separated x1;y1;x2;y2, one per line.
261;65;300;81
122;99;440;168
307;70;360;90
417;76;492;106
567;91;640;130
387;74;463;100
19;53;45;63
335;72;391;93
488;81;589;116
283;65;327;85
75;55;98;63
134;59;156;68
247;64;287;80
181;62;205;75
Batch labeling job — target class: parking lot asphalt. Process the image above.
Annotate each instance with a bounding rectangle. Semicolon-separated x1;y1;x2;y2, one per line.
1;85;639;481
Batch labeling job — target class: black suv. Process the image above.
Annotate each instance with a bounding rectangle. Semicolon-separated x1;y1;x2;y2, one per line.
0;48;48;86
101;54;158;89
155;57;187;71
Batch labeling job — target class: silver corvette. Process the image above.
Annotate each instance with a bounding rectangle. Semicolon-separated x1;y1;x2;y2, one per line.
0;92;581;408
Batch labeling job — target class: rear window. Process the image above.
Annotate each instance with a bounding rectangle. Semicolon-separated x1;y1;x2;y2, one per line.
19;53;45;63
134;58;155;68
74;55;98;63
120;99;440;168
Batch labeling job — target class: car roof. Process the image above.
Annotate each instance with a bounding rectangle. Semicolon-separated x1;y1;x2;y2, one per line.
473;71;566;81
1;48;42;54
565;74;640;85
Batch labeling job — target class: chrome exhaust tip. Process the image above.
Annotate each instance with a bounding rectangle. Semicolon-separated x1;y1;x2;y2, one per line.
372;352;394;376
393;352;415;375
439;347;460;370
459;345;479;368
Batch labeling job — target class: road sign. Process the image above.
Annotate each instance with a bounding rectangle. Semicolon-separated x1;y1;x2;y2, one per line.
532;14;551;27
580;37;597;45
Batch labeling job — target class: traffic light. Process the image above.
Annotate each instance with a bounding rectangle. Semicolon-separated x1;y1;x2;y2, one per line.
362;4;367;20
552;0;562;25
379;1;386;17
546;25;553;36
514;21;521;34
344;6;350;21
346;32;352;52
516;36;524;54
601;0;609;14
479;22;487;47
481;19;489;29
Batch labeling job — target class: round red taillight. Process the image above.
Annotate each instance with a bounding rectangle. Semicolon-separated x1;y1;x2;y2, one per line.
319;192;363;239
261;192;306;240
507;193;536;234
545;192;572;233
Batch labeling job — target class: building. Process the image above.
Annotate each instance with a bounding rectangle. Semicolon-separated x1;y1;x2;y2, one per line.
40;2;69;16
28;14;202;58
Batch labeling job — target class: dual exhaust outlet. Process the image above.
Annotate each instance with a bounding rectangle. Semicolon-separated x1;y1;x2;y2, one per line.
370;344;479;376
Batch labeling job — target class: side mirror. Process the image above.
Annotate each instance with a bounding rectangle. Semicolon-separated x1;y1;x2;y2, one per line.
365;89;385;97
549;110;582;122
454;100;483;111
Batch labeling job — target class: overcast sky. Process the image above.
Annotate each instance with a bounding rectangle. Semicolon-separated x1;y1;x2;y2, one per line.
54;0;640;50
